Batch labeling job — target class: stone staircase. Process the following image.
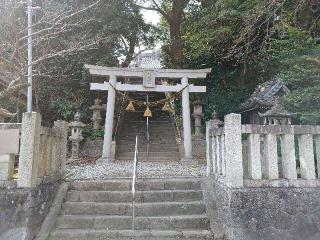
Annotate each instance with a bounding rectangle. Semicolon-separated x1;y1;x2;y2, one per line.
116;92;180;162
49;178;214;240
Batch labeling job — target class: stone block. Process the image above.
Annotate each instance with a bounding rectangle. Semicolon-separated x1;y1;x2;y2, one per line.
247;134;262;180
280;134;297;179
206;121;212;176
263;134;279;179
315;136;320;179
224;113;243;188
0;129;20;154
0;154;15;180
54;120;68;174
298;134;316;180
18;112;42;188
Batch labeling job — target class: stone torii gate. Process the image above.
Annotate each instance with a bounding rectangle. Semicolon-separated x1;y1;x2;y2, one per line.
85;64;211;165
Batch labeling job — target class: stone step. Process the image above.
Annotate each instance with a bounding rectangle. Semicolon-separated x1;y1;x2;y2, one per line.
122;121;172;125
117;152;180;158
116;157;180;162
116;147;179;152
119;130;176;135
117;140;178;145
56;215;210;230
118;137;177;143
117;142;179;146
70;179;202;191
50;229;214;240
62;201;205;216
121;122;173;125
67;190;203;203
123;116;172;120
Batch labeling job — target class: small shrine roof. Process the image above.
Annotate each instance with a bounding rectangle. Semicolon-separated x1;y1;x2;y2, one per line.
129;52;162;69
258;100;298;118
239;79;290;112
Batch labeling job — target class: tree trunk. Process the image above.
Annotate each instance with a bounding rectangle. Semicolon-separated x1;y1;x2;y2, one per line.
169;16;183;69
166;0;189;69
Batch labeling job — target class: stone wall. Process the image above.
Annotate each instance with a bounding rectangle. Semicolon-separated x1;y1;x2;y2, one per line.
202;177;320;240
0;181;60;240
80;139;103;158
192;136;206;162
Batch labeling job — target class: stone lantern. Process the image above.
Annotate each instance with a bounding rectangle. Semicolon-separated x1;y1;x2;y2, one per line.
90;98;104;130
259;100;297;125
192;100;204;137
0;108;16;123
69;112;85;161
209;111;224;128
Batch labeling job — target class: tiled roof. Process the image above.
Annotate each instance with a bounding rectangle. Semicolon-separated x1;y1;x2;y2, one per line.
258;100;297;118
239;79;290;112
129;52;162;69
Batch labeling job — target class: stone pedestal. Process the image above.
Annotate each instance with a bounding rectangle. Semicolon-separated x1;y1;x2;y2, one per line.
0;154;15;180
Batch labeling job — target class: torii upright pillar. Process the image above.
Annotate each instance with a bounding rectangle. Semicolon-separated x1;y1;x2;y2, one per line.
101;75;117;162
181;76;197;165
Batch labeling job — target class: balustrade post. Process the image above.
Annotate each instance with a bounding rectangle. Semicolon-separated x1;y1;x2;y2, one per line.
220;135;226;176
206;121;213;176
211;136;216;174
263;134;279;179
280;134;297;179
315;136;320;179
18;112;42;188
298;134;316;179
248;134;262;180
224;114;243;188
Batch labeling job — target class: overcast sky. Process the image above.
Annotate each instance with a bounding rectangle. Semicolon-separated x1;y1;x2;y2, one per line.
142;9;161;25
134;10;161;53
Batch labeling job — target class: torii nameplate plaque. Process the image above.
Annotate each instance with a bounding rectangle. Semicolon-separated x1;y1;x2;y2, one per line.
143;70;156;88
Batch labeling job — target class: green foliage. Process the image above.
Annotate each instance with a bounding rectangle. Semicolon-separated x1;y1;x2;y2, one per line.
205;80;249;120
262;27;320;124
52;99;79;122
177;0;320;123
82;125;104;140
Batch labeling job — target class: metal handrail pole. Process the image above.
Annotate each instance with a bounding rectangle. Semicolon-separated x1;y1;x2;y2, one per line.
132;136;138;231
146;94;150;161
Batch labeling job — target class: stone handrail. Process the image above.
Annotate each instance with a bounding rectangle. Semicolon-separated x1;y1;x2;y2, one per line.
0;123;22;130
17;113;68;188
206;113;320;188
37;125;67;182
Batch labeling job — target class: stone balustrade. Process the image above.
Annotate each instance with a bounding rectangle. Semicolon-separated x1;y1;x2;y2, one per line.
207;113;320;188
37;125;68;180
